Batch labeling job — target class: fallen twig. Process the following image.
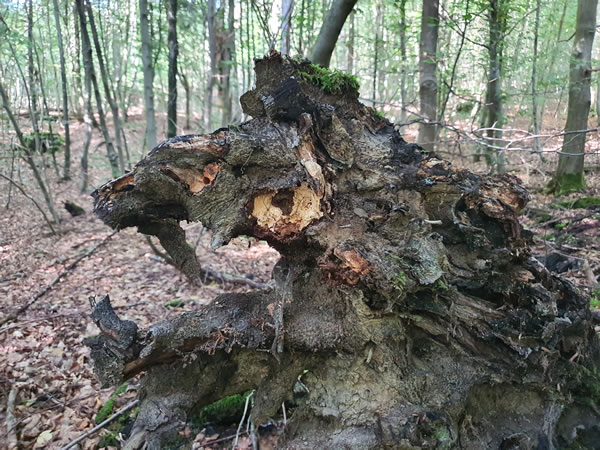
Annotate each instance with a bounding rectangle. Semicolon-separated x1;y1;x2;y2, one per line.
145;236;268;290
0;231;118;327
6;387;18;450
60;399;140;450
233;392;254;449
0;173;57;234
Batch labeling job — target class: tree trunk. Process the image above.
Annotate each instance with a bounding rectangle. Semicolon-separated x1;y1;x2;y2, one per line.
167;0;178;138
548;0;598;195
89;54;600;450
346;7;354;74
139;0;157;151
309;0;357;67
399;0;407;123
85;0;126;173
484;0;506;173
221;0;235;125
205;0;217;130
280;0;293;55
531;0;542;156
417;0;439;151
75;0;120;178
52;0;71;180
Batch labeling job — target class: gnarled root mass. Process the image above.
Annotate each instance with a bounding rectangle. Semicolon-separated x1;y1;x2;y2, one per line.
88;53;600;449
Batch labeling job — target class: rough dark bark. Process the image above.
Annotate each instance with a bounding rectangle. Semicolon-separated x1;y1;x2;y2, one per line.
309;0;357;67
167;0;178;138
548;0;598;195
52;0;71;180
139;0;157;151
89;54;600;450
484;0;507;173
417;0;439;151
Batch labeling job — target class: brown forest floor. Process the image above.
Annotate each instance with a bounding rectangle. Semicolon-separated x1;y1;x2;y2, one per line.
0;111;599;449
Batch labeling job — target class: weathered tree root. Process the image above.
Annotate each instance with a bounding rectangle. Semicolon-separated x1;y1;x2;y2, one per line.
88;53;600;449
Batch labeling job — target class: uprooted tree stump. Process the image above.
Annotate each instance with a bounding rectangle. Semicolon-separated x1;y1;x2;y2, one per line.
88;53;600;449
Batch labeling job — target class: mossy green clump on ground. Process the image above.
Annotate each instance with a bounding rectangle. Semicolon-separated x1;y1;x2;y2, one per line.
95;383;129;424
95;399;115;424
194;393;250;426
298;64;360;95
546;173;586;196
165;300;185;308
98;430;119;448
23;131;64;153
556;197;600;209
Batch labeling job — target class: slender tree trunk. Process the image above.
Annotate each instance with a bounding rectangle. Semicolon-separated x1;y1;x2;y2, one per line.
372;0;382;106
0;80;60;231
399;0;407;123
346;8;354;74
75;0;120;178
180;73;191;130
222;0;235;125
531;0;542;156
310;0;357;67
281;0;294;55
27;0;41;154
139;0;157;151
52;0;71;180
86;0;125;173
484;0;506;173
548;0;598;194
167;0;178;138
71;1;84;120
417;0;439;151
205;0;217;131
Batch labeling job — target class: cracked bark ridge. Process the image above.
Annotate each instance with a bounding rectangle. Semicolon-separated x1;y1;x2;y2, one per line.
89;52;600;449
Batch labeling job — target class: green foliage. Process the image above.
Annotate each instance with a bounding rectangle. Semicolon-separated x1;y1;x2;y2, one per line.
23;132;64;153
194;393;250;426
98;431;119;448
556;197;600;209
165;300;185;308
298;64;360;95
95;383;128;424
95;399;115;424
591;289;600;309
546;173;586;196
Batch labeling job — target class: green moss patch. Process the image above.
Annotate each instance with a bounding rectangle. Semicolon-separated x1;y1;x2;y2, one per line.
23;132;64;153
556;197;600;209
189;392;253;430
546;173;586;196
298;64;360;95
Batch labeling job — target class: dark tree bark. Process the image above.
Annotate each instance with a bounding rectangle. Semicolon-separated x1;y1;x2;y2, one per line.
85;0;126;172
309;0;357;67
417;0;439;151
52;0;71;180
548;0;598;195
139;0;157;151
75;0;120;178
88;54;600;450
483;0;507;173
167;0;178;138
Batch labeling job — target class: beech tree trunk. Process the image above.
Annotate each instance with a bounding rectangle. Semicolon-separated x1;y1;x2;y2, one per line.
310;0;357;67
88;54;600;450
548;0;598;195
167;0;178;138
139;0;157;151
417;0;439;151
52;0;71;180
